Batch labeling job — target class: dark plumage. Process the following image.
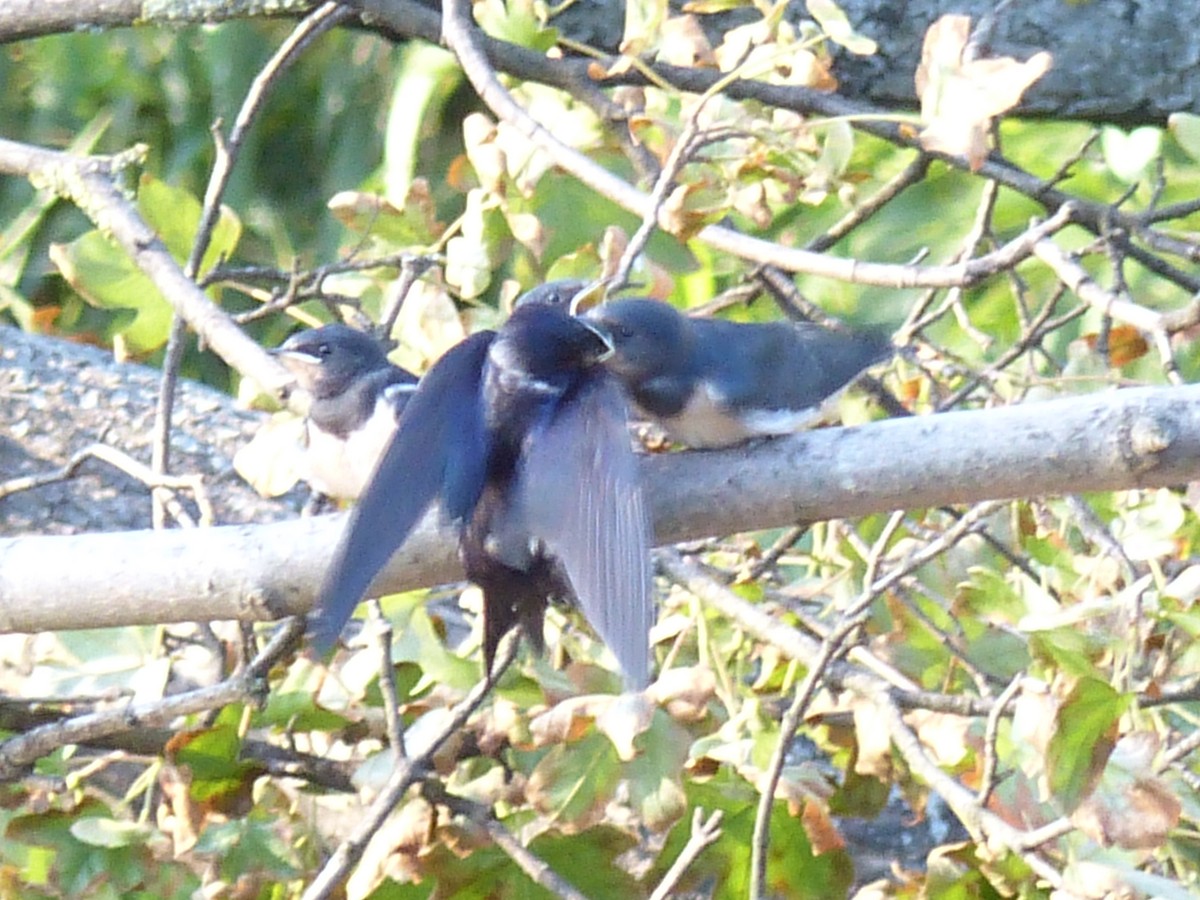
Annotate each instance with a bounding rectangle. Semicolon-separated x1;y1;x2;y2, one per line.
311;304;654;687
585;298;893;448
512;278;588;310
273;324;418;500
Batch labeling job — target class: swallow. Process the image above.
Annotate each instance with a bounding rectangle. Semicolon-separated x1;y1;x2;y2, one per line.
512;278;588;310
584;298;893;449
312;303;654;687
272;324;418;501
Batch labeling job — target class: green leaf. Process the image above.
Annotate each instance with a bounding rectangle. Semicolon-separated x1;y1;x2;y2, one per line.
385;590;482;691
1045;678;1130;811
529;827;641;897
50;231;175;352
1169;112;1200;162
69;817;150;849
256;654;354;732
526;730;621;827
625;709;690;829
649;774;853;899
170;716;262;805
1100;125;1162;184
193;816;301;882
384;43;463;203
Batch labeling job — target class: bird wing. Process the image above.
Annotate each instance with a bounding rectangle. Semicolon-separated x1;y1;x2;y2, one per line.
519;374;654;687
695;319;891;414
311;331;494;651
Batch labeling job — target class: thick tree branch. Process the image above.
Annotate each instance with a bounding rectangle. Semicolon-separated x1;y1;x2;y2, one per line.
4;1;1198;125
2;382;1199;634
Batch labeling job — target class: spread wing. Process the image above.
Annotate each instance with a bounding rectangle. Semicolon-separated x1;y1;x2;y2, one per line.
311;331;494;651
519;374;654;687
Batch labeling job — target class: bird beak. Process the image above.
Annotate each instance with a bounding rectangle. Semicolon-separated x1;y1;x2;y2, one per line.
581;319;615;363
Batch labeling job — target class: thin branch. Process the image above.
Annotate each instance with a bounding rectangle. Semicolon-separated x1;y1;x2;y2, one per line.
857;682;1066;888
425;782;592;900
978;674;1023;806
377;254;437;340
804;153;931;254
0;618;305;780
368;598;406;757
151;2;351;526
437;0;1077;289
749;510;904;897
648;808;724;900
301;632;519;899
0;442;212;527
0;138;292;398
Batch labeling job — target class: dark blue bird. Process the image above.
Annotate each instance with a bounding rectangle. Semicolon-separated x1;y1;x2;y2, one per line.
312;303;654;686
512;278;588;310
273;324;418;501
584;298;893;449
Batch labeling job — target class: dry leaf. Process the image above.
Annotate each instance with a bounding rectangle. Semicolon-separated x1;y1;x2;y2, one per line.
851;699;893;778
915;15;1051;170
1071;732;1181;850
1082;324;1150;367
527;694;613;747
659;14;717;67
395;279;468;368
647;665;716;721
233;413;304;498
596;691;656;760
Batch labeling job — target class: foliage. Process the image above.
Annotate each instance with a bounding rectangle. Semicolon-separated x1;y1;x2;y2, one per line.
4;1;1200;899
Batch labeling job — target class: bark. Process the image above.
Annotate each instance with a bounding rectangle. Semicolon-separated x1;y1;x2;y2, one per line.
0;324;297;537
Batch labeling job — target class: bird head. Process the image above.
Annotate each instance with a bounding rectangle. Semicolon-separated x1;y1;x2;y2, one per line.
273;325;392;400
584;298;693;383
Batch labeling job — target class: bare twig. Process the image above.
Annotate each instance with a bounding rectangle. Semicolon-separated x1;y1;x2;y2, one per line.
749;510;904;897
151;2;351;526
426;782;592;900
0;442;212;527
377;254;437;340
0;618;305;780
302;632;519;899
367;599;406;757
857;682;1067;888
1033;237;1188;344
804;154;931;254
649;808;724;900
977;674;1023;806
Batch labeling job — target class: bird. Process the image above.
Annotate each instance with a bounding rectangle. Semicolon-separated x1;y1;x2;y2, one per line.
311;302;654;687
584;298;894;449
272;324;418;501
512;278;588;310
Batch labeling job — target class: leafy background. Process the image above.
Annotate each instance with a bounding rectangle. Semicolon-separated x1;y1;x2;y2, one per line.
4;4;1200;899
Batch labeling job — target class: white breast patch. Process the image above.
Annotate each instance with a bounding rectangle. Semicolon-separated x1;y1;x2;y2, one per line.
300;396;399;499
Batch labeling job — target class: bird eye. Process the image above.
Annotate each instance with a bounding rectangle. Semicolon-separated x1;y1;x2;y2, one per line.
618;325;635;340
318;343;332;357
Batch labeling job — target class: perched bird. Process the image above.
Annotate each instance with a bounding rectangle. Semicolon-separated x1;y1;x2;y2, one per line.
585;298;893;449
272;324;418;501
312;303;654;687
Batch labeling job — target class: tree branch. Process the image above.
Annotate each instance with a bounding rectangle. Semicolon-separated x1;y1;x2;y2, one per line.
3;381;1199;634
0;138;292;398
